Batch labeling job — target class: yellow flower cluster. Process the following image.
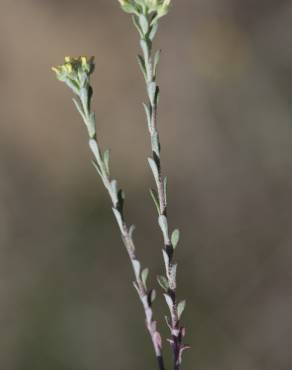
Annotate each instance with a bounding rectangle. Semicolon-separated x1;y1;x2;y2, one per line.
52;56;94;80
52;56;95;94
118;0;171;14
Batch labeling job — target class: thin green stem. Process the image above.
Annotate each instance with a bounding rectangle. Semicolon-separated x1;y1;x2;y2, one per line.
132;11;187;369
74;87;165;370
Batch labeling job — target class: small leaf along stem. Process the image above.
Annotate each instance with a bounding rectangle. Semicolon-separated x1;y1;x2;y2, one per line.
132;9;188;370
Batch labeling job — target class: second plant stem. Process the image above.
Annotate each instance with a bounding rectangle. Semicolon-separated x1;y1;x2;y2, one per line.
133;11;187;370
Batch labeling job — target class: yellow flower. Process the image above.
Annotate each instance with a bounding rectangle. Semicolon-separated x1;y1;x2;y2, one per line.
52;56;94;77
117;0;171;17
52;56;95;94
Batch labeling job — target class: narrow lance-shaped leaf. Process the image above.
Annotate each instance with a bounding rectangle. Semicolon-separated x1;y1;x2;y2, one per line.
157;275;169;291
112;208;124;233
140;39;149;61
137;55;147;81
72;98;86;122
89;139;101;163
151;132;160;157
120;3;137;14
164;293;174;311
158;215;169;244
132;15;144;38
148;289;156;306
171;229;180;249
103;149;110;176
153;49;161;79
177;300;186;320
143;103;152;132
148;157;160;184
141;268;149;289
87;112;96;138
129;224;136;239
150;188;160;214
139;14;149;34
132;259;141;280
148;81;157;106
92;160;103;178
149;21;159;41
110;180;119;206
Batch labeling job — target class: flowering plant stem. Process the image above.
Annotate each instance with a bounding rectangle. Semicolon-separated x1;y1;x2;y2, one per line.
88;121;165;370
52;1;189;369
52;56;164;369
127;7;189;370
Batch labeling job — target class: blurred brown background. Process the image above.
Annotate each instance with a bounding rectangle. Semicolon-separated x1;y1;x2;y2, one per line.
0;0;292;369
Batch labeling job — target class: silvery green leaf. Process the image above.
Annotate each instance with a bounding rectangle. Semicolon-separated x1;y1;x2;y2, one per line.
151;132;160;157
157;275;169;291
149;188;160;214
177;300;186;320
89;139;101;162
110;180;119;206
148;81;157;105
78;71;87;88
171;229;180;249
137;55;147;81
133;281;140;295
132;15;144;38
140;39;149;60
149;21;159;41
164;293;174;311
165;315;172;330
153;49;161;78
129;225;136;239
149;289;156;304
103;149;110;176
132;259;141;279
143;103;152;131
141;268;149;288
65;78;79;95
139;14;149;34
152;5;169;24
92;160;102;178
158;215;169;241
148;157;159;184
79;87;88;110
112;208;124;233
121;3;137;14
87;112;96;138
72;98;86;122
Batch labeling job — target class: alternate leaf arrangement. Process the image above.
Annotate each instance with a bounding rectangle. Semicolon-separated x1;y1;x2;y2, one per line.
52;1;189;369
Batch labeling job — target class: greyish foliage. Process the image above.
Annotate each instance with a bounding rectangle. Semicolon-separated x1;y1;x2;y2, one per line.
52;1;189;370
